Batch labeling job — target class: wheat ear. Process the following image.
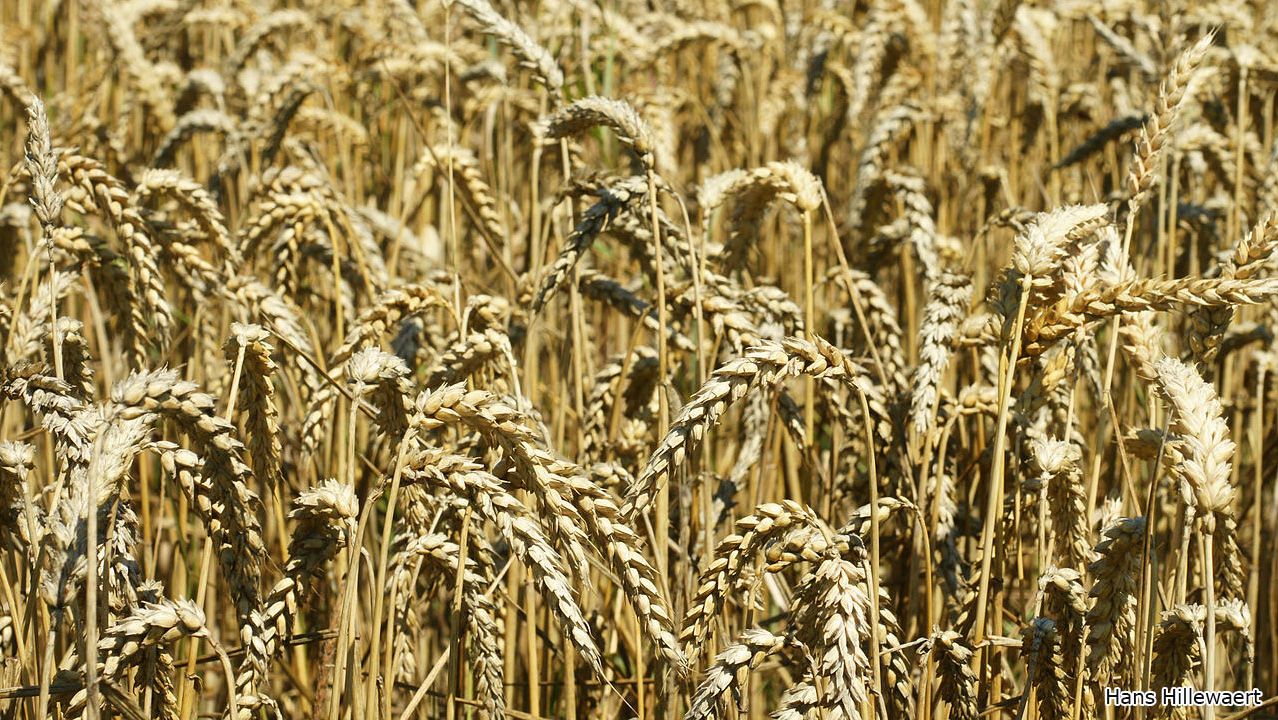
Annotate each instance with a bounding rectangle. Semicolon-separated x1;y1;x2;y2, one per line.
234;480;357;714
685;628;794;720
623;336;884;521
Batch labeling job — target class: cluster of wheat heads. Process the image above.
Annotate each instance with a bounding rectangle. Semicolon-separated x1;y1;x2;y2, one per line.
0;0;1276;718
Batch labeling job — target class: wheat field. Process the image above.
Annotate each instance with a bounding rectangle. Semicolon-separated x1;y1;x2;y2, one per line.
0;0;1275;718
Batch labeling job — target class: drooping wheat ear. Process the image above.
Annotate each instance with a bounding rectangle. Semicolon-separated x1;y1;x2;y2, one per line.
452;0;563;96
99;598;210;673
85;0;175;129
548;465;691;674
830;499;917;547
47;225;149;366
930;630;978;720
116;370;265;627
1038;567;1088;706
133;168;241;270
182;5;248;28
736;282;807;338
881;170;943;278
845;0;891;123
578;272;694;351
911;271;972;434
54;318;94;401
623;335;884;521
1030;438;1091;569
173;65;226;107
399;449;602;672
681;500;826;662
532;177;646;313
346;347;412;438
770;674;819;720
632;20;748;71
387;531;505;719
1186;212;1278;361
1009;204;1110;291
1119;311;1162;380
538;96;657;170
460;293;511;331
224;323;281;494
1127;32;1215;213
225;277;317;371
302;282;450;453
1021;617;1068;720
1148;599;1252;709
419;144;506;243
686;628;794;720
603;198;697;276
671;284;768;351
580;346;659;460
790;554;872;720
150;108;236;167
426;327;513;388
1;363;95;466
1085;516;1145;682
237;168;324;250
235;479;356;715
70;598;236;720
1150;604;1204;719
1023;276;1278;354
823;273;901;383
413;392;682;672
846;102;921;232
224;9;311;76
259;76;324;170
0;59;33;106
0;440;40;555
409;384;592;577
294;106;367;148
235;189;320;291
216;76;320;187
60;153;172;350
699;162;822;270
1056;113;1149;169
1086;15;1156;79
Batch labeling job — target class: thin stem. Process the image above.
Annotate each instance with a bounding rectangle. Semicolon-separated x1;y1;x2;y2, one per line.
973;275;1032;665
1203;531;1217;720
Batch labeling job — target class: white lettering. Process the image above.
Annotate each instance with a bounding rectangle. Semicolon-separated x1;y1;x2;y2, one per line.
1160;687;1266;707
1104;688;1157;707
